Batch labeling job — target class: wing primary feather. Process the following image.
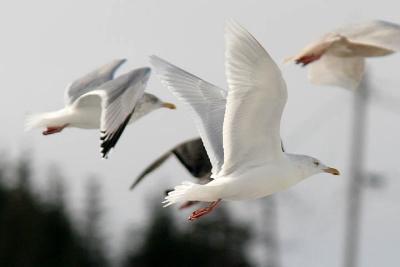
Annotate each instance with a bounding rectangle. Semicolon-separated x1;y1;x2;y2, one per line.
97;67;150;158
130;151;173;190
222;20;287;174
100;108;134;158
65;59;127;104
150;55;226;174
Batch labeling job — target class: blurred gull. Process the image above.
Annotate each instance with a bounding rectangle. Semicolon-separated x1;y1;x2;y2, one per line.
286;20;400;89
151;21;340;221
130;138;212;190
26;59;176;158
130;137;212;209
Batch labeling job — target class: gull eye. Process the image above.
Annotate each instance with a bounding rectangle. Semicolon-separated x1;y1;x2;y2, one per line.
313;161;319;166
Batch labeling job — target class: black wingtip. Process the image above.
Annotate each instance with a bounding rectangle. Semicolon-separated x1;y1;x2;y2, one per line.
165;189;173;196
129;151;173;190
129;181;139;191
100;112;133;159
115;58;127;66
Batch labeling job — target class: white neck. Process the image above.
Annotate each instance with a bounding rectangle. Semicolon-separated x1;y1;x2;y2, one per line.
285;153;320;180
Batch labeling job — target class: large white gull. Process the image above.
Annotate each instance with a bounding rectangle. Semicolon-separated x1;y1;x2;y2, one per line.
151;21;340;221
26;59;176;158
286;20;400;89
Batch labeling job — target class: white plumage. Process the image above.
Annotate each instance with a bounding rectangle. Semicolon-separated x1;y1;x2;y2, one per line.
151;21;340;219
149;56;227;174
26;59;176;158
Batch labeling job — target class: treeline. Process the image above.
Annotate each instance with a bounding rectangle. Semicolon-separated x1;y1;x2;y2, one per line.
122;204;252;267
0;156;109;267
0;155;254;267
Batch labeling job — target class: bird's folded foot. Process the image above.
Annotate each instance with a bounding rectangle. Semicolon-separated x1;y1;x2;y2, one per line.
188;199;221;221
42;124;68;135
295;54;322;66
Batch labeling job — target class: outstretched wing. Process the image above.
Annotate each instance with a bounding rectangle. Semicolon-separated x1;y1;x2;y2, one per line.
130;138;212;190
150;56;227;174
130;150;173;190
65;59;126;105
222;20;287;175
337;20;400;52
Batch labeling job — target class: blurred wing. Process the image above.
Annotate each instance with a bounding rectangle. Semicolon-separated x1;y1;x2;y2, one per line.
150;56;227;174
65;59;126;105
172;138;212;178
130;138;212;190
77;68;151;158
222;20;287;174
308;54;365;89
130;150;173;190
337;20;400;52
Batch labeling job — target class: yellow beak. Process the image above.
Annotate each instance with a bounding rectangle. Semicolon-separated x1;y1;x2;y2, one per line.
162;102;176;110
323;167;340;176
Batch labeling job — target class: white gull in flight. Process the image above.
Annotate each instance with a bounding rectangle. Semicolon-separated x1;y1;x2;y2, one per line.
151;21;340;221
26;59;176;158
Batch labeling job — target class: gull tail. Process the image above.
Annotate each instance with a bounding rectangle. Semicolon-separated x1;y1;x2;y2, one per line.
25;113;52;131
162;181;217;207
25;109;70;131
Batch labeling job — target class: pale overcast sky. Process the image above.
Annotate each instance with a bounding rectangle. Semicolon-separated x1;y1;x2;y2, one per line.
1;0;399;266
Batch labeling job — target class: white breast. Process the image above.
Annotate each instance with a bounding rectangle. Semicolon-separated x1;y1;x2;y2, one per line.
206;159;301;201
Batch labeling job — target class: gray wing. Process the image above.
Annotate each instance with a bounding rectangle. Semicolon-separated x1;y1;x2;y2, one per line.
172;138;212;177
130;150;173;190
65;59;126;105
150;56;227;174
130;138;212;190
76;67;151;158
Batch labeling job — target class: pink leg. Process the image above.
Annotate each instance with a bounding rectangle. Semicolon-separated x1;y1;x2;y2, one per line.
188;199;221;221
295;54;322;66
42;124;68;135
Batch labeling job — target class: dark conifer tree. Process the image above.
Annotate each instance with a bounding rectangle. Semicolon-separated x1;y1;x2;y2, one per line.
122;201;253;267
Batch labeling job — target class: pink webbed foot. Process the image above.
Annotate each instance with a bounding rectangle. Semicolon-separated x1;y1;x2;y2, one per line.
188;199;221;221
295;54;322;66
42;124;68;135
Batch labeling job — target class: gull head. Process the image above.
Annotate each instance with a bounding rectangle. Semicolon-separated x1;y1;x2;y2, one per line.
291;155;340;178
304;156;340;176
140;93;176;112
